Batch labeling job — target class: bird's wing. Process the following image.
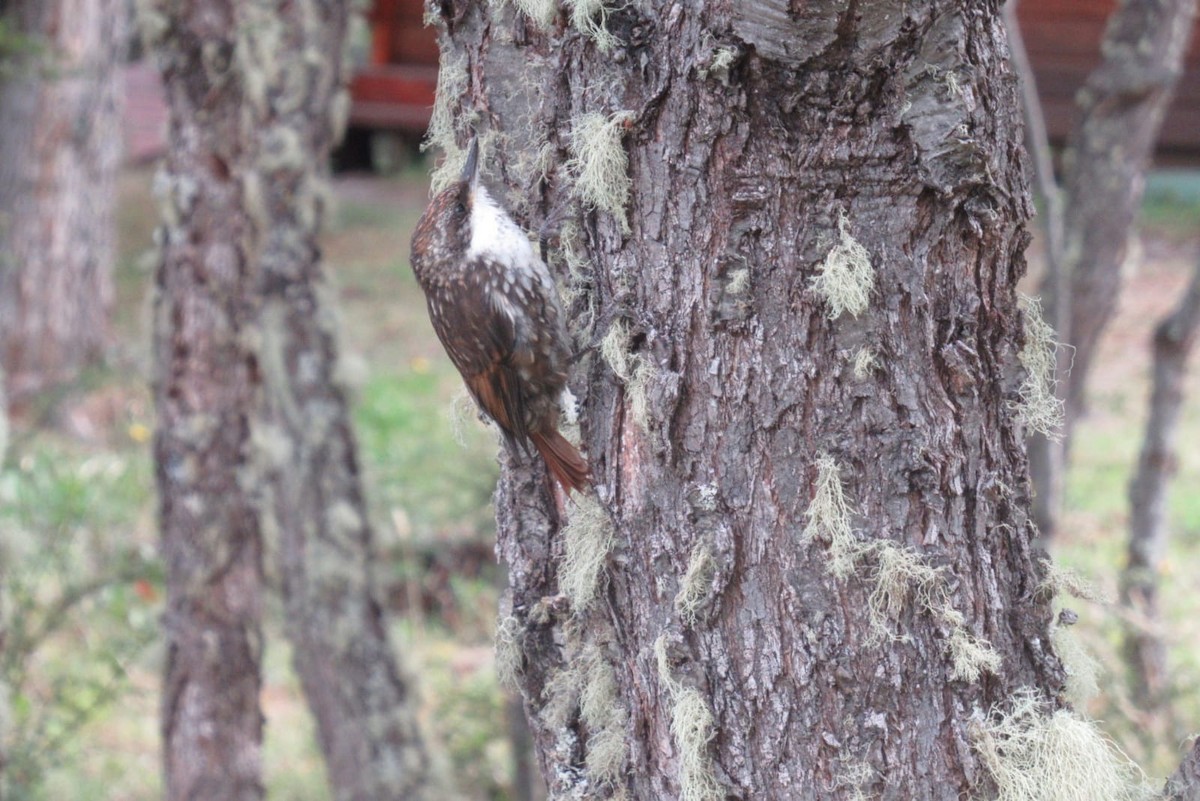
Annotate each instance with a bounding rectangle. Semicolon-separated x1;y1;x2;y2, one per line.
426;266;531;445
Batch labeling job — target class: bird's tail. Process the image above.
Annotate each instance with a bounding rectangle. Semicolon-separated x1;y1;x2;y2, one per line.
531;429;590;494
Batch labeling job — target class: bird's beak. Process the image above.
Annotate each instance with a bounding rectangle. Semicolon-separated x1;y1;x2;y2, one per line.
461;137;480;187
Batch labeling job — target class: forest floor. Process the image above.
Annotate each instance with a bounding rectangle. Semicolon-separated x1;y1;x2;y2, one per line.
2;162;1199;800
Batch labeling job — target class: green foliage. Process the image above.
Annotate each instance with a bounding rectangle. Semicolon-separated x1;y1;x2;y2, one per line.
0;18;35;72
1139;170;1200;233
419;639;514;800
0;443;159;800
355;370;497;536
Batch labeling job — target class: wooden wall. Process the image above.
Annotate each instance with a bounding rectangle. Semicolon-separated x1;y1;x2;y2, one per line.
1016;0;1200;157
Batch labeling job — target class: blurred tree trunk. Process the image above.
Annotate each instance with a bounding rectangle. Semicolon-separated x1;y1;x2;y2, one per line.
1003;1;1068;545
1122;260;1200;710
149;3;265;797
1015;0;1197;541
146;2;431;799
0;0;124;403
1060;0;1197;437
235;5;434;799
434;2;1088;798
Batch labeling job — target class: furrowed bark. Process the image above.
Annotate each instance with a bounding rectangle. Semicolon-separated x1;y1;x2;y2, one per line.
1165;736;1200;800
1003;0;1069;543
433;1;1073;797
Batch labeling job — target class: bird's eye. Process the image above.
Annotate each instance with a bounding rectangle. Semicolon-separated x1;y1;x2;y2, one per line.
454;201;467;218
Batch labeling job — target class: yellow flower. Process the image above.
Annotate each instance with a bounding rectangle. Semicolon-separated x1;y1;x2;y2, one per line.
128;423;152;444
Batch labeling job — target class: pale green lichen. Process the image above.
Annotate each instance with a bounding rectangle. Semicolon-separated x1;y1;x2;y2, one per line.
600;319;635;382
654;635;722;801
568;111;635;233
726;267;750;295
580;647;628;784
838;758;878;801
599;319;652;429
250;421;294;471
699;45;738;84
1050;623;1100;709
512;0;558;29
553;218;593;310
132;0;170;47
541;659;583;729
568;0;618;51
629;358;655;428
852;347;880;379
811;210;874;319
801;454;860;578
558;495;614;611
973;689;1154;801
1039;560;1107;604
861;541;943;644
494;615;523;690
1014;295;1066;441
675;543;716;626
801;457;1002;682
945;623;1003;683
672;688;723;801
424;50;470;193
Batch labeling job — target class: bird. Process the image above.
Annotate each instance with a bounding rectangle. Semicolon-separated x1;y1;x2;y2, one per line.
410;137;590;494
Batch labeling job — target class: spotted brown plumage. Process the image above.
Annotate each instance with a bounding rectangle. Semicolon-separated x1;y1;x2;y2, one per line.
410;139;590;494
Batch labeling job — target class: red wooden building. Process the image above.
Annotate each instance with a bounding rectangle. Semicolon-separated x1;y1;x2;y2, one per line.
347;0;439;134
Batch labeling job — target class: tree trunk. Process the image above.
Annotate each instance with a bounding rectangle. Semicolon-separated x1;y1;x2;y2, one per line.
146;2;431;799
428;2;1113;798
1122;259;1200;709
1166;737;1200;801
1060;0;1196;437
0;0;124;403
236;5;434;799
149;3;265;798
1002;1;1068;544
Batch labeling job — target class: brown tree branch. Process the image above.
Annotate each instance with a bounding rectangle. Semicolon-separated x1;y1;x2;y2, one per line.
1122;256;1200;709
1062;0;1197;438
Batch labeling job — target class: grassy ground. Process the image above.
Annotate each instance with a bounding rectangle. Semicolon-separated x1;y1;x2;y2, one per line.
1050;193;1200;776
1;165;1198;798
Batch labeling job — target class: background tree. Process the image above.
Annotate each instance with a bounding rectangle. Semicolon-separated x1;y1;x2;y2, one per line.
144;1;430;799
428;0;1155;798
0;0;125;405
1010;0;1198;539
1123;258;1200;712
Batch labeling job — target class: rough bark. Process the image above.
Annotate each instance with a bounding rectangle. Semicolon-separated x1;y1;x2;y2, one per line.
434;1;1073;798
1060;0;1197;437
148;2;430;799
1122;259;1200;708
1003;0;1068;544
1166;737;1200;801
150;4;265;798
0;0;124;402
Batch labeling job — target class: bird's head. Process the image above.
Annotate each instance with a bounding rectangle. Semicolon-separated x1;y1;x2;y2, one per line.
410;138;485;275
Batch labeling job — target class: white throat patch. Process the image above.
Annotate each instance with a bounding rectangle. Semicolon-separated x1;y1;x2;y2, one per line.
467;186;535;266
